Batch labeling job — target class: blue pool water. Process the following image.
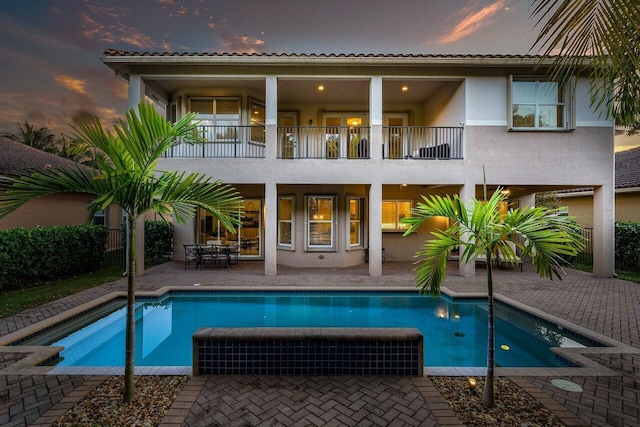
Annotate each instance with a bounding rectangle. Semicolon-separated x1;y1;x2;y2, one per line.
38;292;589;367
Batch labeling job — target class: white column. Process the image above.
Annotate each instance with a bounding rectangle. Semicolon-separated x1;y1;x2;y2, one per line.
264;182;278;276
173;222;196;264
128;75;145;111
519;193;536;209
592;184;615;277
265;76;277;160
458;182;475;277
368;183;383;276
369;77;383;160
127;75;146;275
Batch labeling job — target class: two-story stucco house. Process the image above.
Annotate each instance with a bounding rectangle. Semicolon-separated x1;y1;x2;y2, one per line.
101;51;615;278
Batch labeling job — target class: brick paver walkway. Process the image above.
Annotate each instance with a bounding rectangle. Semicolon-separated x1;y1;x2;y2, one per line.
0;261;638;426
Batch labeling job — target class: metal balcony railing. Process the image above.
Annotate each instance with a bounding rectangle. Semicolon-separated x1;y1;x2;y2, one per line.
165;125;265;158
277;126;371;159
382;126;464;159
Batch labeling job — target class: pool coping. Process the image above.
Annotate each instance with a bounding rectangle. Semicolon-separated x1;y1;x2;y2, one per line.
0;285;638;377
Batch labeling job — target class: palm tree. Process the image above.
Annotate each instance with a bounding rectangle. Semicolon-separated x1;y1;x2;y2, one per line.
0;102;243;402
1;121;56;151
401;189;583;408
530;0;640;126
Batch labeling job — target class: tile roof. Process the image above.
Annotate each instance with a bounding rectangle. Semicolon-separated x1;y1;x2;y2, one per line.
615;146;640;189
103;50;552;60
0;137;79;176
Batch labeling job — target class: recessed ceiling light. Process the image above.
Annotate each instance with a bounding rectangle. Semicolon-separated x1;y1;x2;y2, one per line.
318;85;325;91
402;86;408;91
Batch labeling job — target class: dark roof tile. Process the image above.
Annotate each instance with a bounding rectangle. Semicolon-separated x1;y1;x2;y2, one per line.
615;146;640;189
0;137;79;175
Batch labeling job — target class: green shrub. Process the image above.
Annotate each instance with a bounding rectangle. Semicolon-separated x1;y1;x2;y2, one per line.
0;225;108;291
144;220;173;263
615;221;640;271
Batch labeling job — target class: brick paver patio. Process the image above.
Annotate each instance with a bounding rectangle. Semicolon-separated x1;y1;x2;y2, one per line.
1;261;638;426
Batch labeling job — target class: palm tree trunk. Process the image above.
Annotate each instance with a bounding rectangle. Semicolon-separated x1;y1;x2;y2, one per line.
123;217;136;403
482;250;495;408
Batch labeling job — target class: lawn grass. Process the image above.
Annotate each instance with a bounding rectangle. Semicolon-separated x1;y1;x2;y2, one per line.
570;262;640;283
0;265;125;319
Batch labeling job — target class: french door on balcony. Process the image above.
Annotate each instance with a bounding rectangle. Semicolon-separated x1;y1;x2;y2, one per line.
383;114;408;159
323;114;368;158
279;113;298;159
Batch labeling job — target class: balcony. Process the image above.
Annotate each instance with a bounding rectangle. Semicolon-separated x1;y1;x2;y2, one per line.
383;126;463;160
163;124;463;160
165;125;265;158
277;126;371;159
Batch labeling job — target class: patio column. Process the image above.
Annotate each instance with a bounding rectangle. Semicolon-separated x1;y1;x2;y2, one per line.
519;193;535;209
128;75;146;276
368;183;383;276
592;184;615;277
369;77;383;161
458;182;475;277
264;182;278;276
265;76;277;160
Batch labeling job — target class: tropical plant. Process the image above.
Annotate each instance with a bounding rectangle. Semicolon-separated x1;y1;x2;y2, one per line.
1;121;56;151
401;188;583;408
0;102;243;402
530;0;640;126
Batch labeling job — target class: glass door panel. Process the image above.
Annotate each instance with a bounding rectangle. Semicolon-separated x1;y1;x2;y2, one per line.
239;199;261;257
279;114;298;158
385;116;406;159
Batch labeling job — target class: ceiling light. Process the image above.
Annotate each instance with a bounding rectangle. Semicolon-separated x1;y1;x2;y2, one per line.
402;86;408;91
318;85;325;91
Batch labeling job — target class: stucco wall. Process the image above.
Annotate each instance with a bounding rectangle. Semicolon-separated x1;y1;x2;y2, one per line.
0;193;91;230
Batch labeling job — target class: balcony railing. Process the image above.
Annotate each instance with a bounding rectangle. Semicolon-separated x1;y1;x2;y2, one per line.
165;125;265;158
163;125;463;160
277;126;371;159
382;126;463;159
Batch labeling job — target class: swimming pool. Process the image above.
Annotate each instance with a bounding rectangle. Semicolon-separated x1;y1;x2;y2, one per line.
23;291;592;367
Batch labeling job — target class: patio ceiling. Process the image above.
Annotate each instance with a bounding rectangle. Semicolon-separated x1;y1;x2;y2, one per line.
147;77;458;105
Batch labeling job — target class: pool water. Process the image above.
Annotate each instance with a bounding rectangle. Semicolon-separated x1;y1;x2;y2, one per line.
39;292;589;367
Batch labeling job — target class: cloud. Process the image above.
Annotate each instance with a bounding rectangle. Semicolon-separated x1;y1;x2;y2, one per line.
54;75;88;96
86;4;130;19
79;12;156;49
80;13;115;43
115;24;156;49
219;34;265;53
433;0;506;45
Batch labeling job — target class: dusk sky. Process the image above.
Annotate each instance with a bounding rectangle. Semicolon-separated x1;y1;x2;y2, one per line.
1;0;637;151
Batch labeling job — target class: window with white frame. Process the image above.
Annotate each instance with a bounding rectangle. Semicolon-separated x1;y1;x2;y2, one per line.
189;97;240;141
306;196;335;250
347;196;364;248
382;200;412;232
92;209;106;226
510;77;568;130
278;196;294;248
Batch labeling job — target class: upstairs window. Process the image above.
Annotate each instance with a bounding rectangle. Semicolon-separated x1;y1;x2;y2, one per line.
510;77;569;130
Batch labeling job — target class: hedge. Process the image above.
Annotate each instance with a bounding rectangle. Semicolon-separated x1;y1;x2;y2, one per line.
0;224;108;291
144;220;173;263
615;221;640;271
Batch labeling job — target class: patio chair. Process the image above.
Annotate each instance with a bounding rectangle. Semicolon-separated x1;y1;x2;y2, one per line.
212;245;231;269
183;244;201;270
497;241;523;272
